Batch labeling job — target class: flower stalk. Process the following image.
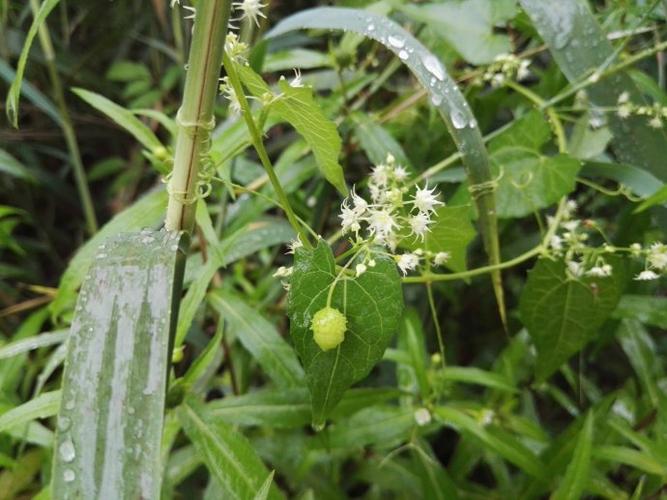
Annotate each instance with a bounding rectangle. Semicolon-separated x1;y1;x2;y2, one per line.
165;0;232;232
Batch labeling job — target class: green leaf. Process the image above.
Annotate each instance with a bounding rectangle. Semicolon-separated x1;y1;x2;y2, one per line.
0;149;37;183
488;109;552;153
266;6;504;325
204;387;399;429
435;406;545;478
351;112;410;167
5;0;60;128
593;446;667;476
400;0;515;65
328;406;415;449
72;88;162;151
520;0;667;182
613;295;667;329
253;471;275;500
552;412;593;500
634;184;667;213
0;391;60;435
439;366;517;393
179;399;284;500
235;64;347;196
288;241;403;426
50;188;168;318
410;205;476;273
52;231;186;499
519;258;623;381
491;149;581;218
616;319;663;406
399;309;430;398
0;330;67;360
208;290;304;388
580;161;663;198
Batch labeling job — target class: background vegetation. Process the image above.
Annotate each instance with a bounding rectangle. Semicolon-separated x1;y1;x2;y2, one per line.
0;0;666;498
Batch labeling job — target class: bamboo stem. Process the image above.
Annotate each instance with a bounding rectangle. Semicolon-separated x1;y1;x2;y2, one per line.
165;0;232;233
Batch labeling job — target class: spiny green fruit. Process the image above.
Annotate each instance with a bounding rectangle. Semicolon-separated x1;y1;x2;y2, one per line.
311;307;347;351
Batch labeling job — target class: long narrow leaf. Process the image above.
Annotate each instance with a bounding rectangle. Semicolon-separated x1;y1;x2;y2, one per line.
520;0;667;182
52;231;186;499
552;412;593;500
5;0;60;128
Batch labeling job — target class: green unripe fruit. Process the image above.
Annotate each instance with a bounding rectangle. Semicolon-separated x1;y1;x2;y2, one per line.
311;307;347;351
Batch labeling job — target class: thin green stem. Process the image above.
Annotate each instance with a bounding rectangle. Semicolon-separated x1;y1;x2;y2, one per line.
29;0;98;235
426;282;445;365
165;0;232;233
222;53;312;248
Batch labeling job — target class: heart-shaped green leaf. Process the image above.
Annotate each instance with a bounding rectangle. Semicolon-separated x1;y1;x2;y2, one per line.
519;258;623;381
288;241;403;427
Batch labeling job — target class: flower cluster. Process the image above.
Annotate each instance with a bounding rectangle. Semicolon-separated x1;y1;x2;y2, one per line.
616;92;666;129
338;155;450;275
472;53;531;88
233;0;267;27
546;199;665;281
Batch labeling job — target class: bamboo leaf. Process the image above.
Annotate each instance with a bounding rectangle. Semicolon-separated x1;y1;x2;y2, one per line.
519;258;623;380
288;241;403;426
266;6;505;324
50;188;168;318
0;149;37;183
72;87;163;151
439;366;518;393
208;290;305;388
5;0;60;128
179;399;284;500
552;412;593;500
52;230;186;499
520;0;667;182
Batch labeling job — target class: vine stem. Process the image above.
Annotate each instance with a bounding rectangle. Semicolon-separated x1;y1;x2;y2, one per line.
165;0;232;233
222;54;312;248
29;0;98;235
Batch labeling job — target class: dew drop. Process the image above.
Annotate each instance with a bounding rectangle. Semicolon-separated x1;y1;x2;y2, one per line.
59;439;76;463
387;35;405;48
63;469;76;483
58;416;71;432
64;398;75;410
367;23;375;32
398;50;409;61
96;253;107;259
430;94;443;106
450;110;467;129
422;54;445;81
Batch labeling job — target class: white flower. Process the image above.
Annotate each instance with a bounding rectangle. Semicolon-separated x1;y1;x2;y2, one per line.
289;68;303;88
367;208;398;241
617;103;632;119
562;219;580;232
233;0;267;27
412;184;443;214
635;270;660;281
550;235;563;251
479;409;495;426
630;243;642;256
273;266;292;278
648;242;667;270
586;264;612;277
567;260;584;277
339;202;361;234
220;77;241;115
563;199;578;218
414;408;432;426
434;251;450;266
649;116;663;129
355;263;367;277
370;164;391;187
368;259;376;268
396;253;419;275
393;165;409;182
351;187;368;212
517;59;531;80
618;91;630;104
409;212;432;240
286;239;303;254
